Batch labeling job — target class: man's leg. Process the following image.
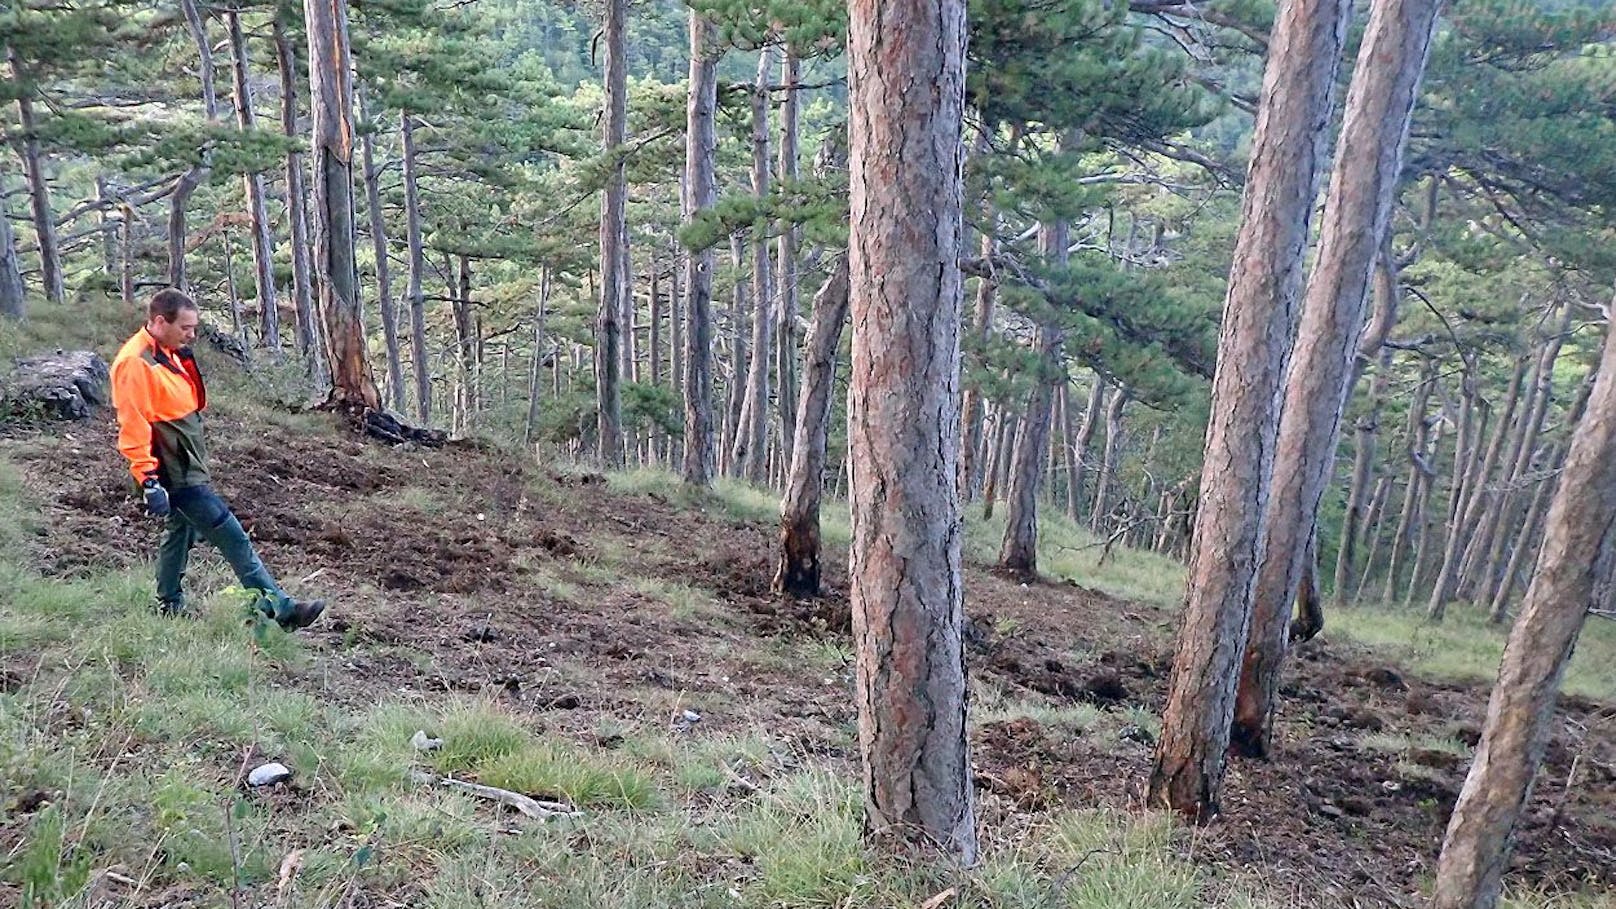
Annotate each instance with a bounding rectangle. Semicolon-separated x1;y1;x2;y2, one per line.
168;484;324;630
154;510;196;614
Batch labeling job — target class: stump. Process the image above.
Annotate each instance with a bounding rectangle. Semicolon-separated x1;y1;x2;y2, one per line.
2;350;111;420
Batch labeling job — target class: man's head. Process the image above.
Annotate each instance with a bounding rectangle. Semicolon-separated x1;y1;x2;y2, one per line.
146;289;200;350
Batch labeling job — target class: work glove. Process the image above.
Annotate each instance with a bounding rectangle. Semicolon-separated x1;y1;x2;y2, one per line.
141;477;170;518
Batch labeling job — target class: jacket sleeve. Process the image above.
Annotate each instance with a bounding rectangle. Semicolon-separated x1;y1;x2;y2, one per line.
111;357;160;483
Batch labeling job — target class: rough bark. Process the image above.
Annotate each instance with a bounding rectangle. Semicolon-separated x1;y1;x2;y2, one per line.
397;111;430;423
681;11;720;486
273;13;318;366
1446;355;1530;599
981;401;1014;521
775;256;850;596
304;0;379;410
1059;382;1081;522
1432;318;1616;909
733;47;776;485
847;0;977;860
452;255;476;433
227;9;281;351
1231;0;1440;759
6;49;64;305
1149;0;1352;820
169;0;220;295
594;0;628;467
722;234;749;476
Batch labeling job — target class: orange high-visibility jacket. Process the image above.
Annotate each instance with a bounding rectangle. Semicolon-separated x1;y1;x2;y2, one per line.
110;328;210;488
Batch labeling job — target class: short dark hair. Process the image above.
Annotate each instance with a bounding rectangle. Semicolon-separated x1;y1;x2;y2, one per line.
148;288;199;322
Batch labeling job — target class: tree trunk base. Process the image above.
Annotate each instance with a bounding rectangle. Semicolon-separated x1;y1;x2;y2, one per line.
317;397;447;448
2;350;110;421
774;519;822;597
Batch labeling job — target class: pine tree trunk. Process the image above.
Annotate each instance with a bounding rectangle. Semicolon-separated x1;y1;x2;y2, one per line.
358;97;405;413
1059;382;1081;522
1000;220;1067;576
775;256;850;596
169;0;221;296
1426;371;1477;618
1486;448;1557;624
452;255;476;433
847;0;976;858
734;47;776;486
223;231;244;340
1384;363;1435;602
1231;0;1440;759
594;0;628;467
958;226;997;502
273;14;318;365
722;234;749;477
1432;319;1616;909
6;49;64;305
397;112;430;423
777;49;801;473
119;212;134;309
304;0;379;410
1449;355;1530;597
1354;474;1394;598
0;176;26;318
1091;388;1128;533
227;9;281;351
524;267;551;446
1069;379;1105;522
1150;0;1353;820
681;11;719;486
982;403;1014;521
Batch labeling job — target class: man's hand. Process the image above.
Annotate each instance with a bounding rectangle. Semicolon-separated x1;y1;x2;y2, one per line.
142;478;170;517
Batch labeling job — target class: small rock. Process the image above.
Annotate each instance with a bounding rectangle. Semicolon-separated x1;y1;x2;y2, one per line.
679;709;702;724
1119;724;1155;746
410;730;443;751
248;762;293;787
1317;803;1345;819
544;693;582;710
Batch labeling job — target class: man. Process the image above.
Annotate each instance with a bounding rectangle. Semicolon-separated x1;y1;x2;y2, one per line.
111;288;325;631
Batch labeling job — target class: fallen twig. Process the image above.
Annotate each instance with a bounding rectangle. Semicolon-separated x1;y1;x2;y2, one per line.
410;770;582;820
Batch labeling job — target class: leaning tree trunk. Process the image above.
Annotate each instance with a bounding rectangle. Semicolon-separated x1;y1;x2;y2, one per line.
1384;362;1436;602
1231;0;1441;759
1069;379;1105;522
1446;355;1530;598
273;13;319;367
733;46;776;486
1432;316;1616;909
846;0;977;862
7;49;64;305
0;176;26;318
1149;0;1352;820
227;10;281;351
359;95;405;413
1090;388;1129;533
594;0;628;467
1427;369;1484;619
304;0;379;410
775;256;850;596
981;400;1014;521
681;10;720;486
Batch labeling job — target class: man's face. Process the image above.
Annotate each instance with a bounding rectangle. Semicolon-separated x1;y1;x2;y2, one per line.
148;308;200;350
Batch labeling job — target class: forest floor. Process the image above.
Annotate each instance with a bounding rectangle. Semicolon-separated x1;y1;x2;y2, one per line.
2;330;1614;908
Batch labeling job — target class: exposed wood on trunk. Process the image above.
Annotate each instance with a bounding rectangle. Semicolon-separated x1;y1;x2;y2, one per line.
775;256;850;596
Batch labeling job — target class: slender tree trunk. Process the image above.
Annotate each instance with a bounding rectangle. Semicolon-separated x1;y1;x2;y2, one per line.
1059;382;1081;522
1432;316;1616;909
1069;379;1105;523
1091;387;1129;532
1150;0;1352;819
1384;364;1436;601
397;112;430;423
273;14;318;367
958;225;997;502
304;0;379;410
595;0;628;467
681;12;719;486
0;177;26;318
777;48;801;473
1354;474;1394;598
1000;220;1067;575
847;0;976;858
223;230;244;340
734;47;777;485
524;267;551;446
1486;448;1557;623
1449;355;1530;598
775;256;850;596
982;402;1014;521
358;97;404;412
169;0;221;296
723;234;749;476
119;211;134;310
227;9;281;351
452;255;476;432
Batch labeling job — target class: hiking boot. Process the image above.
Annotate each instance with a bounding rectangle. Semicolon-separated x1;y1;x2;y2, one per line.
154;597;192;618
275;598;326;632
